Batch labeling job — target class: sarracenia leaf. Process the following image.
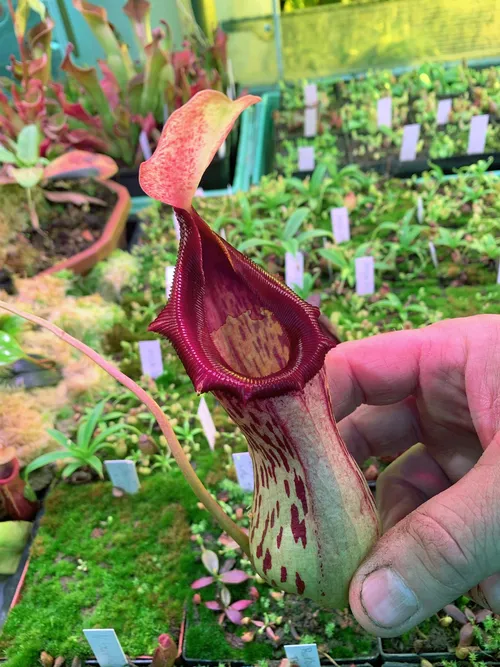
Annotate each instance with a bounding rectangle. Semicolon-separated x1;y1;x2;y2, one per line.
61;45;116;136
123;0;152;49
72;0;130;89
140;92;380;607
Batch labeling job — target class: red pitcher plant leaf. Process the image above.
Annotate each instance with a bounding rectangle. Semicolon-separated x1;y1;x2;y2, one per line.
98;60;121;110
123;0;153;48
52;83;103;129
139;90;380;608
61;44;116;136
43;150;118;181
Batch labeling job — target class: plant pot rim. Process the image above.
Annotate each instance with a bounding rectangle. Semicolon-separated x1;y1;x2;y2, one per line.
378;636;498;662
38;180;131;277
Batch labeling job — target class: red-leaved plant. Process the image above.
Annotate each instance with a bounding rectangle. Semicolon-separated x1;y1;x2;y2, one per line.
191;549;249;591
205;587;254;626
0;91;380;609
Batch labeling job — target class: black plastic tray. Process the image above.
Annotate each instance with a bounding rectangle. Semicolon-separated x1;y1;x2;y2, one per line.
379;637;498;663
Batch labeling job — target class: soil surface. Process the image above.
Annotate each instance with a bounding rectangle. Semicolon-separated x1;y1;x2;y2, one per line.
383;621;458;654
7;181;117;277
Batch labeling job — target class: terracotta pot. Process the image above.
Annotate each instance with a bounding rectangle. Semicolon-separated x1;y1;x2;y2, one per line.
38;181;131;277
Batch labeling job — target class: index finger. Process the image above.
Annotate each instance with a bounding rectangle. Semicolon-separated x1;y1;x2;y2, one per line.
326;327;424;422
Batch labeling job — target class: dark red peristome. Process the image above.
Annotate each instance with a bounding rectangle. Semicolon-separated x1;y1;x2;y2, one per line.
148;207;337;401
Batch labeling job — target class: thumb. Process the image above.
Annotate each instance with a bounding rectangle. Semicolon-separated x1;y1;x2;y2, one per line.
349;436;500;637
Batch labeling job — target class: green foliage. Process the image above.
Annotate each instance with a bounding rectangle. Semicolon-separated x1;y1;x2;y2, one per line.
24;400;141;482
0;125;47;193
1;450;222;665
0;316;25;367
276;63;500;174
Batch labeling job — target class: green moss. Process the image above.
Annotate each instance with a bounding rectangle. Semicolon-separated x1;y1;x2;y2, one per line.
0;455;221;666
184;603;273;663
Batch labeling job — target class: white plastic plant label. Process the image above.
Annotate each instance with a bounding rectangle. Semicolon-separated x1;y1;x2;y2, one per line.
104;460;140;495
399;124;420;162
377;97;392;128
436;98;452;125
195;187;205;197
285;251;304;289
429;241;439;268
220;227;227;240
198;397;216;450
139;131;152;160
417;196;424;223
165;266;175;299
138;340;163;379
355;256;375;296
330;207;350;243
83;629;128;667
298;146;315;172
467;114;489;155
304;107;318;138
232;452;254;492
172;212;181;241
304;83;318;107
497;261;500;284
285;643;321;667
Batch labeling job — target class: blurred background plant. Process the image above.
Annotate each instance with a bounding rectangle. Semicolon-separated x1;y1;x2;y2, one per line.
1;0;230;167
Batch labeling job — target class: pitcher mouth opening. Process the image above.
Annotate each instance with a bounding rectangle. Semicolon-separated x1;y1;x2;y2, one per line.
148;207;336;402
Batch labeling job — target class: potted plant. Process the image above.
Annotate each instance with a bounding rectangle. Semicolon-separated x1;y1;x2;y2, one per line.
0;124;130;286
59;0;234;196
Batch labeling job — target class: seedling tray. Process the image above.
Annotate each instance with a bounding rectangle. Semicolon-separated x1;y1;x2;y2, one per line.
379;636;498;662
181;608;380;666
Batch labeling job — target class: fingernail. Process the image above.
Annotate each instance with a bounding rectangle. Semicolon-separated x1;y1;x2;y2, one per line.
361;568;419;628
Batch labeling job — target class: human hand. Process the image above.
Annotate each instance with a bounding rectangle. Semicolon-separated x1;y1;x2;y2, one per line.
326;315;500;636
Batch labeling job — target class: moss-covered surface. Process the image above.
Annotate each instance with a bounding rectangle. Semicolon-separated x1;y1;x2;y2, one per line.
0;452;224;667
183;481;377;664
184;597;378;663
